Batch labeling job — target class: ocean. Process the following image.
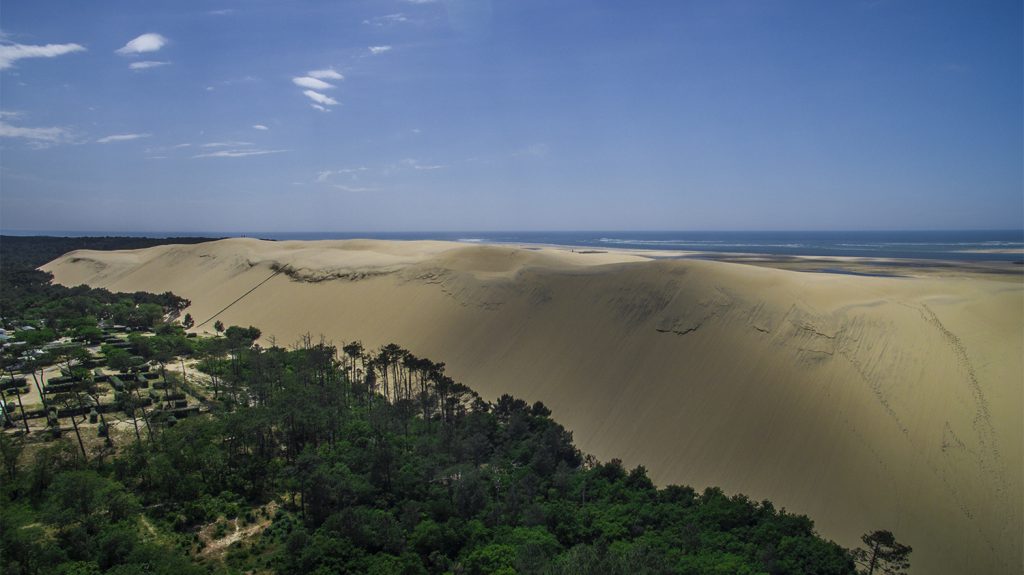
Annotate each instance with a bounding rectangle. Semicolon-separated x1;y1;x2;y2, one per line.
4;230;1022;262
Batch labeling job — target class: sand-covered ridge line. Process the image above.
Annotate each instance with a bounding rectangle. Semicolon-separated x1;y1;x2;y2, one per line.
44;238;1023;574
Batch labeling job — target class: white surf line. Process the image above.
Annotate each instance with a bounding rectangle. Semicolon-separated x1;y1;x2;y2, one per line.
194;269;283;329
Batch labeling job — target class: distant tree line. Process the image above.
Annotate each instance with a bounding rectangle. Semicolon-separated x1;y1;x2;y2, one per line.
0;236;210;331
0;235;220;270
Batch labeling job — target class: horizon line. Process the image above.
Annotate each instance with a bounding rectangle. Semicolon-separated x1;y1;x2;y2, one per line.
2;228;1023;237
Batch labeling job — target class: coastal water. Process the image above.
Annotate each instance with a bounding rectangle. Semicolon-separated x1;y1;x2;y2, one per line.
4;230;1022;262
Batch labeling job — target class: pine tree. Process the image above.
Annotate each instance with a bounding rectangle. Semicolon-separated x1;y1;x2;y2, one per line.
853;530;912;575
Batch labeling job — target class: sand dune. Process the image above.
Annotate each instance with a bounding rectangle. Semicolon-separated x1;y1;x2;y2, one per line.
44;238;1023;574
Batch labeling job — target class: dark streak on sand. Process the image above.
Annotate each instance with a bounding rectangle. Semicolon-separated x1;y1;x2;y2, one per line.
675;252;1023;279
805;268;902;278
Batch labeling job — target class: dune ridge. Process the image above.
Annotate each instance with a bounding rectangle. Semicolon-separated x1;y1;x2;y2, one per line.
44;238;1023;575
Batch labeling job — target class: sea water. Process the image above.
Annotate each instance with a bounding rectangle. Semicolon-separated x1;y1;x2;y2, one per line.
4;230;1022;262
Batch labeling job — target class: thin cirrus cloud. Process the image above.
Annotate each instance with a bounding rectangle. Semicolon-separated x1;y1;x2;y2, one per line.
193;149;287;159
252;124;269;131
129;60;169;70
201;141;253;148
402;158;447;170
309;68;343;80
303;90;338;106
316;167;368;182
369;45;392;55
292;76;334;90
0;120;74;146
0;42;86;70
96;133;150;144
115;33;167;55
363;13;409;26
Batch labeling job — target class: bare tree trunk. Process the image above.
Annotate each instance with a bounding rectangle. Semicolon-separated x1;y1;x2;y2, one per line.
159;361;169;398
13;387;29;433
209;365;220;400
89;391;114;448
67;408;88;461
30;368;48;411
133;386;154;440
5;367;30;433
867;542;879;575
129;403;142;444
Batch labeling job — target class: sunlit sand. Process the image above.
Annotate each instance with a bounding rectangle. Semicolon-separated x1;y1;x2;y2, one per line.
44;238;1023;575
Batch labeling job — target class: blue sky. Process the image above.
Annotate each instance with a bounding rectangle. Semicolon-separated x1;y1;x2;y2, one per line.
1;0;1021;232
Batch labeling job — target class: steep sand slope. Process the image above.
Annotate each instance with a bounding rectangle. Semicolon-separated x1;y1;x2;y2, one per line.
44;239;1023;574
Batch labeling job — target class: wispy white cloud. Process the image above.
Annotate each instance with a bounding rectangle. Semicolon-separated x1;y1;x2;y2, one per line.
369;45;392;55
96;133;150;144
303;90;338;106
333;185;376;193
0;120;75;146
173;143;192;148
252;124;269;131
292;76;334;90
292;68;343;110
210;75;262;89
316;167;367;182
0;42;86;70
363;13;409;26
201;141;252;148
116;33;168;55
405;0;439;3
129;60;169;70
193;149;287;159
208;9;235;16
402;158;446;170
309;68;343;80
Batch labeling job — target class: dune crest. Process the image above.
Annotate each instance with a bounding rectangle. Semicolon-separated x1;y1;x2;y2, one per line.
44;238;1023;575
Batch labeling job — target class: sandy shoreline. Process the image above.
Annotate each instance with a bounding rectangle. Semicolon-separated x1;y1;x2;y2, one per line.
43;238;1024;575
493;240;1024;280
